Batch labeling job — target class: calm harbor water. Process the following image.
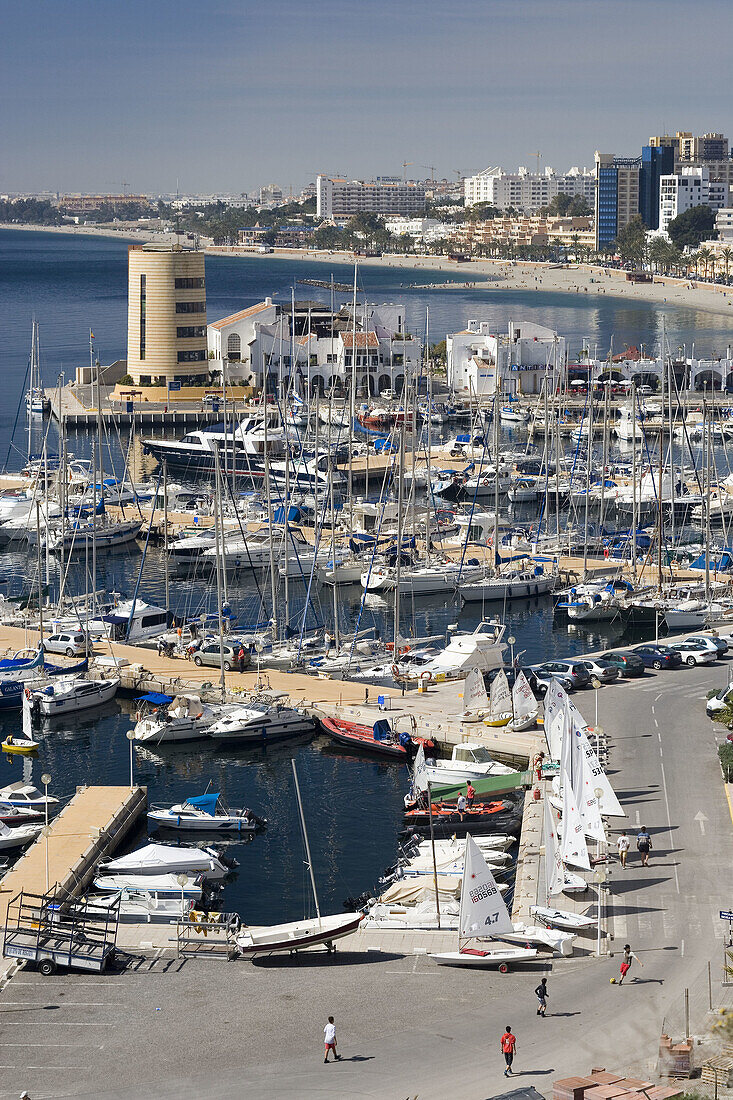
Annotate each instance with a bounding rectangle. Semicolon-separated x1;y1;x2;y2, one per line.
0;228;725;922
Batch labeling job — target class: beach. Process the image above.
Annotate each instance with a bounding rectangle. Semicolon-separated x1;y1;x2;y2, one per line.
3;221;733;318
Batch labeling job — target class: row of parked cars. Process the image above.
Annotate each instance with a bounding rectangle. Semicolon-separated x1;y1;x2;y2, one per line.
489;634;730;698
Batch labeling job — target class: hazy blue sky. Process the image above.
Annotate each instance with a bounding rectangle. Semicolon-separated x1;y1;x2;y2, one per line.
2;0;730;195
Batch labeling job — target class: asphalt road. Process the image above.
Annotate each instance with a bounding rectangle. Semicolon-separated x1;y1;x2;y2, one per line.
1;659;731;1099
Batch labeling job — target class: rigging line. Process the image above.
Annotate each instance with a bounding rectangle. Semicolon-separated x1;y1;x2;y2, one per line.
4;353;32;471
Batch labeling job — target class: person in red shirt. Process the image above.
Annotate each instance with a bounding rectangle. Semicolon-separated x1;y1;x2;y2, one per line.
500;1025;516;1076
466;780;476;809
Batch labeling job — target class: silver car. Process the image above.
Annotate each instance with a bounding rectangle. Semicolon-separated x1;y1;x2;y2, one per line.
192;640;251;672
577;658;619;684
44;631;89;657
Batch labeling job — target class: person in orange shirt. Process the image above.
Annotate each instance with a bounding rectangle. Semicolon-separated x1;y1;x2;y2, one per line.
500;1025;516;1076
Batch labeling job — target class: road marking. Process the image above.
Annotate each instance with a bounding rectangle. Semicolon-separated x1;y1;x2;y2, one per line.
635;810;641;826
657;730;662;743
681;939;685;957
0;1043;83;1048
0;1021;109;1026
0;1001;123;1007
659;759;681;894
694;811;709;835
651;705;655;714
654;717;659;728
0;1064;79;1070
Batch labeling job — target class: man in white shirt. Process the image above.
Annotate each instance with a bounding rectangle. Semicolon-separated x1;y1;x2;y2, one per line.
617;831;630;868
457;793;467;821
323;1016;340;1063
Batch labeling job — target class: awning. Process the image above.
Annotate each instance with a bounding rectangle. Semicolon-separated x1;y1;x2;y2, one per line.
137;692;174;705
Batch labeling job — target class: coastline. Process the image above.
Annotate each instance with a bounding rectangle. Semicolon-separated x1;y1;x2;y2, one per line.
3;221;733;319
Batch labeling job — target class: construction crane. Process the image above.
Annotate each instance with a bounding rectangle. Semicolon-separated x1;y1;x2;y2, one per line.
402;161;413;182
531;151;542;175
415;164;436;182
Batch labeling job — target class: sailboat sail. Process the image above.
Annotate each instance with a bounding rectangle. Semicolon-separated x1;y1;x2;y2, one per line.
559;713;591;870
489;668;512;720
512;670;536;724
462;667;488;714
459;835;514;940
543;678;566;757
570;723;605;842
543;796;565;897
413;742;429;793
573;721;625;817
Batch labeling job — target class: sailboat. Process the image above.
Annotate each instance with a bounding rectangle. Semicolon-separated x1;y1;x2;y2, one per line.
484;668;512;727
507;670;539;731
25;320;45;417
430;836;538;970
235;761;362;957
459;666;489;722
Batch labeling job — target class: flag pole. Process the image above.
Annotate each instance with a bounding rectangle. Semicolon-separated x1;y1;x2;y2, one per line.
427;781;441;930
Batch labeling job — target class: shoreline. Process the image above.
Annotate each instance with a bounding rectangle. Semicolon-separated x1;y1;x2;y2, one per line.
3;221;733;319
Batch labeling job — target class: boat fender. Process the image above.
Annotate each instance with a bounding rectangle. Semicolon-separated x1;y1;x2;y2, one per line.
603;547;609;559
391;663;400;679
420;670;432;682
24;688;31;700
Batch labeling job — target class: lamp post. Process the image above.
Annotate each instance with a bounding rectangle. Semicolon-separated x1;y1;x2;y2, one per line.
594;785;605;861
177;873;189;921
593;866;607;957
126;730;135;790
507;635;516;668
255;641;263;689
41;772;51;893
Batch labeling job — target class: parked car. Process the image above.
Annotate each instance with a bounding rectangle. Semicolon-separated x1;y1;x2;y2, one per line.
706;683;733;717
685;634;728;657
533;661;591;691
193;640;251;672
486;665;544;699
600;650;646;678
668;640;717;667
576;658;619;683
632;644;683;670
43;630;89;657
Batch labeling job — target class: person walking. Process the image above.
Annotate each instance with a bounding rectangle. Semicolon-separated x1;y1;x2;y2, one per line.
466;781;476;810
500;1026;516;1076
617;944;644;985
617;831;630;868
534;977;549;1017
237;644;246;674
636;826;652;866
323;1016;340;1063
457;793;467;821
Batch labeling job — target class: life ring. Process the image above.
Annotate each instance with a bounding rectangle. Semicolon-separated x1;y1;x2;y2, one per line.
420;670;432;682
391;663;400;678
603;547;610;559
135;711;141;721
482;477;490;486
24;688;31;700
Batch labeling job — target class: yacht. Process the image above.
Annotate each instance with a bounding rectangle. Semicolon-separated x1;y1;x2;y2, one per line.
141;414;288;476
207;700;316;744
130;694;221;744
28;676;119;717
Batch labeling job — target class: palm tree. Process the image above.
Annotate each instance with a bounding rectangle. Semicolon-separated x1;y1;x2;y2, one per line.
698;246;713;282
722;246;733;286
570;233;580;263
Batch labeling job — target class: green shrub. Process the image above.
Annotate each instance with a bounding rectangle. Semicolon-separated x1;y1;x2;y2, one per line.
718;741;733;779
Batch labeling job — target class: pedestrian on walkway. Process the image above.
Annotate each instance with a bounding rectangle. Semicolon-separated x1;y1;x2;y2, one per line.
617;831;630;868
636;826;652;866
323;1016;341;1063
466;781;476;810
237;644;246;674
535;977;549;1016
617;944;644;985
500;1026;516;1075
457;793;467;821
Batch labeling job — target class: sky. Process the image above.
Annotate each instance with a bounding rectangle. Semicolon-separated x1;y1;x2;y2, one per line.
1;0;732;196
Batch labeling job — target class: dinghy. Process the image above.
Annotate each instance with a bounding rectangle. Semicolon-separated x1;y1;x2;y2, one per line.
99;842;232;881
0;782;58;808
1;735;39;754
92;872;204;900
236;912;363;957
320;715;432;759
530;905;596;931
430;836;538;970
484;668;512;727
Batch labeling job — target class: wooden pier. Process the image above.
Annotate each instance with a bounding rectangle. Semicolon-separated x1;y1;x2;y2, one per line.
0;785;147;926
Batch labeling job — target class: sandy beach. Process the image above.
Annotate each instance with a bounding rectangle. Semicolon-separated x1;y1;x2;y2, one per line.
4;222;733;318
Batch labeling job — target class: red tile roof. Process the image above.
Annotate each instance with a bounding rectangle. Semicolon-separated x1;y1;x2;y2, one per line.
209;301;274;330
341;331;379;349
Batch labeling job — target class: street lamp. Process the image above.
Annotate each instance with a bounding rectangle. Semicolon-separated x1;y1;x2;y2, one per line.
41;772;51;894
177;873;189;920
126;730;135;790
507;635;516;668
593;866;607;957
255;641;264;689
594;785;605;861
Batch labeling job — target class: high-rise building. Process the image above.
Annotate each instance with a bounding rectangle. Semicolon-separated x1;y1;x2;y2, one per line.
678;131;729;162
463;166;595;211
639;145;675;229
127;244;208;385
594;153;641;250
316;175;426;219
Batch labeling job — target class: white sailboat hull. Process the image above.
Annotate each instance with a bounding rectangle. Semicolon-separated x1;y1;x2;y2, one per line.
236;912;363;955
431;945;537;968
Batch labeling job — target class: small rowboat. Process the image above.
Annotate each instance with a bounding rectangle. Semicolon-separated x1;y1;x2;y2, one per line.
2;737;39;755
431;945;537;970
530;905;596;930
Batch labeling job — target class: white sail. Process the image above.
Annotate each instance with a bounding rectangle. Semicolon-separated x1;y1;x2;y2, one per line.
459;834;514;940
22;691;32;740
413;743;429;794
462;667;489;714
574;721;625;817
512;670;537;723
543;678;567;756
559;715;591;870
570;723;605;842
543;796;565;897
489;668;512;720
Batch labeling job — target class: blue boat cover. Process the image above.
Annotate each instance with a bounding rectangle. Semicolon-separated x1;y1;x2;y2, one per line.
137;692;174;705
0;649;43;672
372;719;393;742
184;793;219;815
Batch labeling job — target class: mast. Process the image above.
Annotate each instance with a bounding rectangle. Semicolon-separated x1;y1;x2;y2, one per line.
213;447;226;703
348;264;358;536
291;759;322;926
163;459;170;612
425;308;432;556
631;378;637;578
583;385;593;578
704;391;711;601
35;501;43;648
263;381;278;640
493;389;500;573
393;419;406;653
657;337;665;594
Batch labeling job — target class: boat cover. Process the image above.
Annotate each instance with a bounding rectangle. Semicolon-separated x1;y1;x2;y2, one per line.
104;843;217;872
372;719;393;742
137;692;174;706
184;794;219;815
379;877;462;905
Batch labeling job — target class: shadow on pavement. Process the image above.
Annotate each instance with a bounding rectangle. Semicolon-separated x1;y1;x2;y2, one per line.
609;877;671;894
251;951;405;968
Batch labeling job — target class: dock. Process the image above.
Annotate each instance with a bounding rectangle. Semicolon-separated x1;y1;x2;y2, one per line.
0;785;147;926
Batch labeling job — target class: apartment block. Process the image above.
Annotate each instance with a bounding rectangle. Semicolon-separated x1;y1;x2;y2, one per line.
594;153;641;249
316;175;426;219
464;166;595;212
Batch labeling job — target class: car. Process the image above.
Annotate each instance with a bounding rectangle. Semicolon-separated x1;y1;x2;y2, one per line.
576;658;620;683
600;650;646;677
532;667;574;694
192;639;251;672
685;634;729;657
486;665;544;699
632;644;683;670
668;640;717;667
533;661;591;691
43;630;89;657
706;683;733;717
